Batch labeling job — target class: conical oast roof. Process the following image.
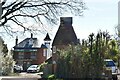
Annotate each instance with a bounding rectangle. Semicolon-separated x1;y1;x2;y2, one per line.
52;17;78;46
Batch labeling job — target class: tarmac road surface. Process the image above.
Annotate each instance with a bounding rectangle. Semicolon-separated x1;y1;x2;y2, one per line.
0;72;41;80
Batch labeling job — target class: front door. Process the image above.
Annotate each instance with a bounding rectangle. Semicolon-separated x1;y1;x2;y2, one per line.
23;61;27;71
23;61;31;71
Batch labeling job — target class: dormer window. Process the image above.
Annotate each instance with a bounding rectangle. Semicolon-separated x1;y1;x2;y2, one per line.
24;39;33;48
29;38;33;46
18;52;24;59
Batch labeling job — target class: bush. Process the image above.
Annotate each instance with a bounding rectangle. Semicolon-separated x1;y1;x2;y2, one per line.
56;45;104;79
48;74;56;79
39;62;47;72
1;55;14;76
56;31;113;79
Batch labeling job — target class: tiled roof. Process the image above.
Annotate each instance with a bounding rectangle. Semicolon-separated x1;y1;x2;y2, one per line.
14;38;39;48
41;44;47;48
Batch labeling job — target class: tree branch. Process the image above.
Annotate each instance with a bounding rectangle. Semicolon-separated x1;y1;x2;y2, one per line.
1;0;86;34
2;1;16;10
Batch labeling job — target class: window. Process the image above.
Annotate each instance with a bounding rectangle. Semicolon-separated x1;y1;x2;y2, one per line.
18;61;23;66
105;61;115;67
18;52;24;59
53;46;56;53
43;49;47;57
31;52;36;59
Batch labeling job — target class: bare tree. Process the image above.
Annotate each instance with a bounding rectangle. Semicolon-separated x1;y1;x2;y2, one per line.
0;0;86;34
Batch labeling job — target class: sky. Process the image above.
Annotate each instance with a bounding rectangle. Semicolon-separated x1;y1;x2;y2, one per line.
2;0;120;49
72;0;119;39
51;0;119;43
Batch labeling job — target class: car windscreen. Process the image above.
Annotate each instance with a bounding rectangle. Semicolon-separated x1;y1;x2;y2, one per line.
105;61;115;67
29;65;38;68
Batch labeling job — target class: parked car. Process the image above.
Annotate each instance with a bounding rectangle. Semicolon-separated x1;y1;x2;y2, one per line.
27;65;40;73
14;64;23;73
104;59;118;80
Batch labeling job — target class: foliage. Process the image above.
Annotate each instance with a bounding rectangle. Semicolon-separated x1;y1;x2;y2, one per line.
0;36;8;56
46;74;63;80
107;40;119;62
0;36;14;76
39;62;48;72
2;54;14;76
55;30;119;79
48;74;56;79
2;43;8;57
115;22;120;67
1;0;86;34
56;45;104;79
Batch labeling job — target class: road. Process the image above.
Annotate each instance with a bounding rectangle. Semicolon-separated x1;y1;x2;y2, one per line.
118;75;120;79
19;72;41;78
1;72;120;80
117;69;120;79
0;72;42;80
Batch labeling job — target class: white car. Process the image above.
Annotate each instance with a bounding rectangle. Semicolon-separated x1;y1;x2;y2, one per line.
14;65;23;73
104;59;118;80
27;65;40;73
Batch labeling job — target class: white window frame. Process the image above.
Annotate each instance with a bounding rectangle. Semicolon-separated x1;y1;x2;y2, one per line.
30;52;36;59
18;52;24;59
43;49;47;57
53;46;56;53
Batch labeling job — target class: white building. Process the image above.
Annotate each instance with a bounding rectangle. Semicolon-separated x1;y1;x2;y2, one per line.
44;33;52;59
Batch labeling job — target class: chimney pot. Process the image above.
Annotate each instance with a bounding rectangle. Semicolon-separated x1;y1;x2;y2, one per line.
15;36;18;45
31;33;33;38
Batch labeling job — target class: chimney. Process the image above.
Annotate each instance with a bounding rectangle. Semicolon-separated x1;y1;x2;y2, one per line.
31;33;33;38
15;36;18;45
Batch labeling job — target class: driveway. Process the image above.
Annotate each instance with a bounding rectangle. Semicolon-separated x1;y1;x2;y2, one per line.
19;72;41;78
0;72;42;80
